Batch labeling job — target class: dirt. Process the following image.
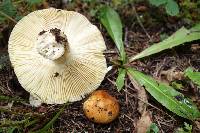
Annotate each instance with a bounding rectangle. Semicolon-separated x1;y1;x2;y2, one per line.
0;0;200;133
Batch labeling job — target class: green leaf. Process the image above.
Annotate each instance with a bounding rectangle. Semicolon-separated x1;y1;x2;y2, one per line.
175;122;192;133
129;24;200;62
165;0;179;16
33;103;67;133
26;0;43;5
0;0;17;23
127;68;200;120
98;6;126;63
116;68;126;91
149;0;167;6
7;127;17;133
171;81;183;90
146;123;159;133
184;67;200;87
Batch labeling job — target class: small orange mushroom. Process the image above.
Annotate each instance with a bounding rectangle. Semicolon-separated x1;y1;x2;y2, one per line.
83;90;120;124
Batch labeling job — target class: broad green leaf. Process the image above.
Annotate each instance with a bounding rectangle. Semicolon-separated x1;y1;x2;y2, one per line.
146;123;159;133
0;0;17;23
127;68;200;120
149;0;167;6
130;24;200;62
116;68;126;91
99;6;126;63
165;0;179;16
34;103;67;133
184;67;200;87
26;0;43;5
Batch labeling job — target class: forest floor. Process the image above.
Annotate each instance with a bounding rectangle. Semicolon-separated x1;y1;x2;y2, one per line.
0;0;200;132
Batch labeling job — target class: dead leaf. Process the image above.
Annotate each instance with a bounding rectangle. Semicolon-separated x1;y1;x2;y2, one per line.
160;67;184;81
191;44;200;51
128;73;153;133
135;111;152;133
128;74;148;114
195;121;200;130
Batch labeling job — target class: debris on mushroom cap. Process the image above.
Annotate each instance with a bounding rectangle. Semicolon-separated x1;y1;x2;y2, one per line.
83;90;120;124
8;8;107;104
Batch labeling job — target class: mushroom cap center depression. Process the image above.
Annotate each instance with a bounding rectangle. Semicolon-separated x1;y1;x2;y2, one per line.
36;28;68;60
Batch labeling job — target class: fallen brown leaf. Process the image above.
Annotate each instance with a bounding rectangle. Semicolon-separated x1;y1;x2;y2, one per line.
160;67;184;82
128;73;152;133
135;111;152;133
128;74;148;114
195;121;200;130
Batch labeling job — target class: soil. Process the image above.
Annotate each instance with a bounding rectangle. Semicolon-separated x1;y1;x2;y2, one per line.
0;0;200;133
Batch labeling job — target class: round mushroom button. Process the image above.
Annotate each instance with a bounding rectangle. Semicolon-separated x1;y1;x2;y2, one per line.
83;90;120;124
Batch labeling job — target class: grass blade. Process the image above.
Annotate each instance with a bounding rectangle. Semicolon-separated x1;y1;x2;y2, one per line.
99;6;126;63
33;103;68;133
116;68;126;91
129;23;200;62
127;68;200;120
0;0;17;23
184;67;200;87
0;95;26;102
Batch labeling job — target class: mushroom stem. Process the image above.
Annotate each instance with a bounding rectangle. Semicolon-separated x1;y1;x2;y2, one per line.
36;28;69;60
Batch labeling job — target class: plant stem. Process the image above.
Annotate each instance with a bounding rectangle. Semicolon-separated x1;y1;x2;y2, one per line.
132;5;152;42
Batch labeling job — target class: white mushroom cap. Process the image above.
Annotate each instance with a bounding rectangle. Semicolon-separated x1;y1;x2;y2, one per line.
8;8;107;104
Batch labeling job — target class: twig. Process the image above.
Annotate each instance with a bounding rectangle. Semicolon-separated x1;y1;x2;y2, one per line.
124;27;129;47
132;5;152;42
107;77;116;86
0;11;17;24
155;116;165;133
103;50;118;54
123;114;135;122
125;79;128;105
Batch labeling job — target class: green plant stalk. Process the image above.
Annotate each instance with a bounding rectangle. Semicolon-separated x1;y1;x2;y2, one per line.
24;119;39;128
